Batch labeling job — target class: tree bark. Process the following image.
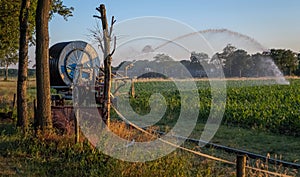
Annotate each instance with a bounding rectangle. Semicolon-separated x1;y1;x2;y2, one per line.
99;4;111;127
103;54;112;127
16;0;30;133
4;62;8;81
36;0;52;132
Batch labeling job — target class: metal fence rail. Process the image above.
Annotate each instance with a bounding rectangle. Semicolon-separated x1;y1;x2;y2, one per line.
155;130;300;170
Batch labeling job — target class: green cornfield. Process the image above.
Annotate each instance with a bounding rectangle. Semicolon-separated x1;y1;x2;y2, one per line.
116;78;300;136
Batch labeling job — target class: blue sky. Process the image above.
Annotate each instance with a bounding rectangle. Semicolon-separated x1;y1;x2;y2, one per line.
49;0;300;53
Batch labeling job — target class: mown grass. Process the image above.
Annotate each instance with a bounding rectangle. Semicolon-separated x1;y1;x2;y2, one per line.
188;123;300;164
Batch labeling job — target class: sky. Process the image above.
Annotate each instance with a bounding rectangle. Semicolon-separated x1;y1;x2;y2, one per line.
26;0;300;67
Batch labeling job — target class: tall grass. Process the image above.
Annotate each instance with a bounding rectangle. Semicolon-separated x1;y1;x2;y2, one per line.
0;79;36;119
0;121;236;176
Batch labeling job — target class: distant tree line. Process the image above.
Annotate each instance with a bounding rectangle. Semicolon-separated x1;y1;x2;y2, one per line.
0;68;36;78
113;44;300;78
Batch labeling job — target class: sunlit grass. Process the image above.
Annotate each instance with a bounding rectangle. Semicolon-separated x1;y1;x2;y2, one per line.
1;77;300;176
0;121;236;177
0;79;36;118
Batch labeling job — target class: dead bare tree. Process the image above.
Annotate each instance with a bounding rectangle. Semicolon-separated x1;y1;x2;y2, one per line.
93;4;116;128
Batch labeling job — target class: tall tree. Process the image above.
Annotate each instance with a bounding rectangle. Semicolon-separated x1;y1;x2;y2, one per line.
190;51;209;64
35;0;51;132
213;44;237;69
297;53;300;75
16;0;31;133
226;49;250;77
50;0;74;20
0;48;18;81
0;0;20;80
189;52;208;77
267;49;298;76
153;53;177;76
153;53;173;63
249;53;264;77
7;0;73;132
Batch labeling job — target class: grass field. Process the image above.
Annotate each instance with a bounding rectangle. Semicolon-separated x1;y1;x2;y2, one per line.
1;120;299;176
0;79;36;119
0;77;300;176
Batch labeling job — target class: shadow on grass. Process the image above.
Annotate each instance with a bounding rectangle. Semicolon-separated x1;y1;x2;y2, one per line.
0;120;16;135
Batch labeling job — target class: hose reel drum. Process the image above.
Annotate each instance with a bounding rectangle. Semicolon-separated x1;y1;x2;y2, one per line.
49;41;100;88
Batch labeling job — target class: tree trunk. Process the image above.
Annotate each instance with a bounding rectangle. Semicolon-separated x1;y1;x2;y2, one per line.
16;0;30;133
99;4;111;127
35;0;52;132
4;62;8;81
103;54;112;127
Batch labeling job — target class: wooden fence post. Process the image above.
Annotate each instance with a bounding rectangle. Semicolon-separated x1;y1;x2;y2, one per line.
237;154;246;177
130;79;135;98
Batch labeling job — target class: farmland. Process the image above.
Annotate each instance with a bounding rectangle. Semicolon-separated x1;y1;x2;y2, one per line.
1;78;300;176
122;78;300;136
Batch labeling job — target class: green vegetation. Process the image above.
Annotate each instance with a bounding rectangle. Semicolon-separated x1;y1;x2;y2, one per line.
0;79;36;119
225;80;300;135
1;78;300;176
0;119;298;176
0;69;36;79
125;78;300;136
114;47;300;79
0;122;236;177
190;123;300;164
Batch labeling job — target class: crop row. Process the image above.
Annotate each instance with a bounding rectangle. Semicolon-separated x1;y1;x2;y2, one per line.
115;79;300;136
